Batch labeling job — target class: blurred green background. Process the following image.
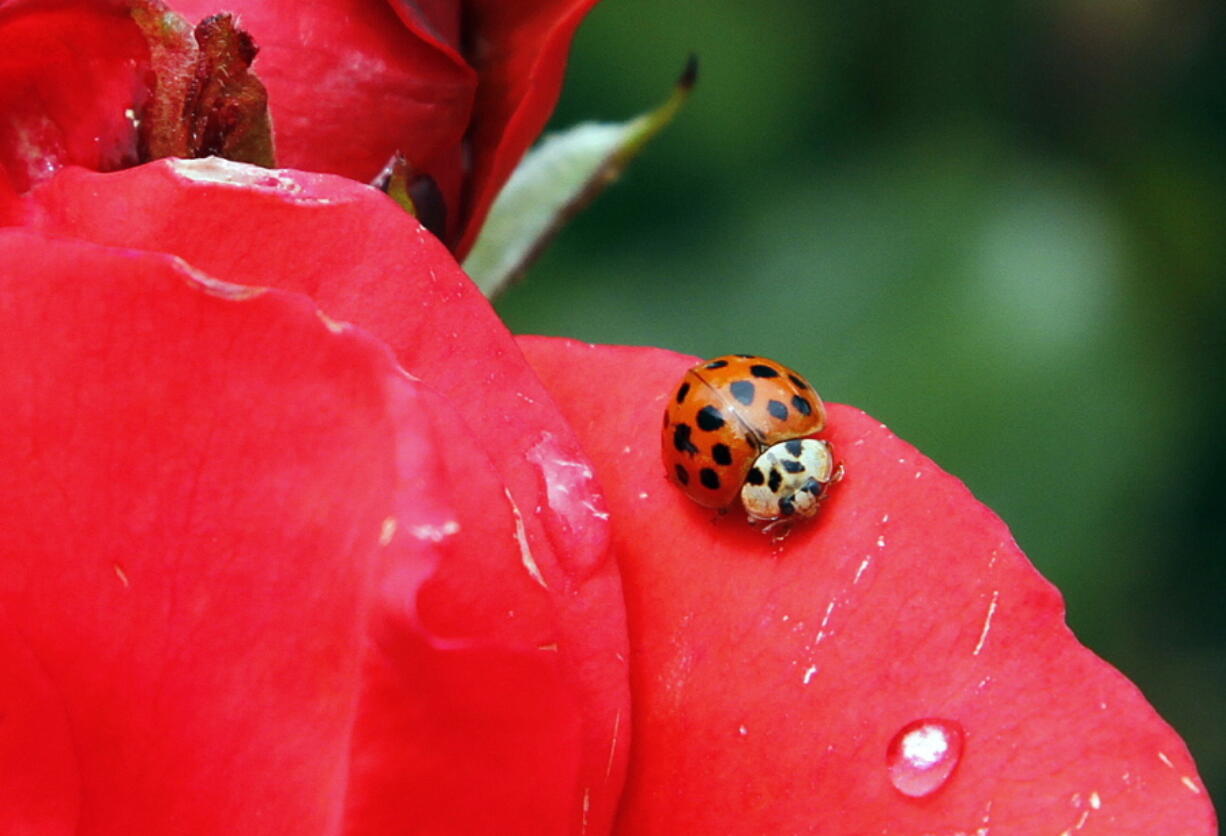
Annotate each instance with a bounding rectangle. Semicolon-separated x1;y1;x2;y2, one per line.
495;0;1225;807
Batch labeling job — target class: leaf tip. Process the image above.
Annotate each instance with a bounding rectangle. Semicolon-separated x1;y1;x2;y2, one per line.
679;54;699;92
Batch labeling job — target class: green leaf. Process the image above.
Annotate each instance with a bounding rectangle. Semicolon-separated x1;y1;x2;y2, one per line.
464;57;696;299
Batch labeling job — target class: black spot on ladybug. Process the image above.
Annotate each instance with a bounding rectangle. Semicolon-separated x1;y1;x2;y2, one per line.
730;380;755;406
674;464;690;485
746;466;765;486
785;439;804;457
767;400;789;421
712;443;733;466
782;459;805;474
699;468;721;490
767;468;783;492
801;477;823;495
696;405;725;432
778;495;796;516
675;382;690;404
705;359;728;370
673;423;698;454
750;364;780;378
789;374;809;390
792;395;812;416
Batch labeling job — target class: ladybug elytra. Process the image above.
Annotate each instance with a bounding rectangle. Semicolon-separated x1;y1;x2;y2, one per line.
661;355;840;530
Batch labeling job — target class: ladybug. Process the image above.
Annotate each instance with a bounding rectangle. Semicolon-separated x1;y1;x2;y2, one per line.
662;354;840;530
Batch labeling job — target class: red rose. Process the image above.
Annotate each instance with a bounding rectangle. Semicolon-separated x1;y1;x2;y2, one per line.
0;0;598;251
0;159;1215;833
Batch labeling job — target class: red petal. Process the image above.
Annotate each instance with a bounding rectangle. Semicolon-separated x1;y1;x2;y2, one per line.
0;231;413;831
520;336;1218;835
24;160;617;599
0;628;78;833
0;0;600;251
0;0;148;192
342;362;612;834
455;0;601;256
17;162;630;833
166;0;476;226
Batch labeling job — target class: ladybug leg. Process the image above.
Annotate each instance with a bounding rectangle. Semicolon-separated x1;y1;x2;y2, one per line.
759;517;793;539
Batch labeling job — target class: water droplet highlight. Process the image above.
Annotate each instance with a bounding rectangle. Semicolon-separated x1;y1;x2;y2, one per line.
886;718;964;798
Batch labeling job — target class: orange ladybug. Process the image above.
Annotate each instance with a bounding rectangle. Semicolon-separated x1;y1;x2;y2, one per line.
661;355;840;529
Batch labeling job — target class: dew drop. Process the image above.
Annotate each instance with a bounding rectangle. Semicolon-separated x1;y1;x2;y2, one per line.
886;718;964;798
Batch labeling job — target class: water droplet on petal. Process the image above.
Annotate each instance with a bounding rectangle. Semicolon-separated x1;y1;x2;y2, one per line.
886;718;964;798
524;431;610;580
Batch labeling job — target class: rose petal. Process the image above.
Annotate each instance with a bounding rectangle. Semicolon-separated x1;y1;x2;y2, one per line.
0;230;413;830
521;336;1218;835
164;0;603;253
167;0;475;229
24;159;616;591
343;354;603;833
15;162;630;832
455;0;602;256
0;0;601;253
0;627;78;834
0;0;149;193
